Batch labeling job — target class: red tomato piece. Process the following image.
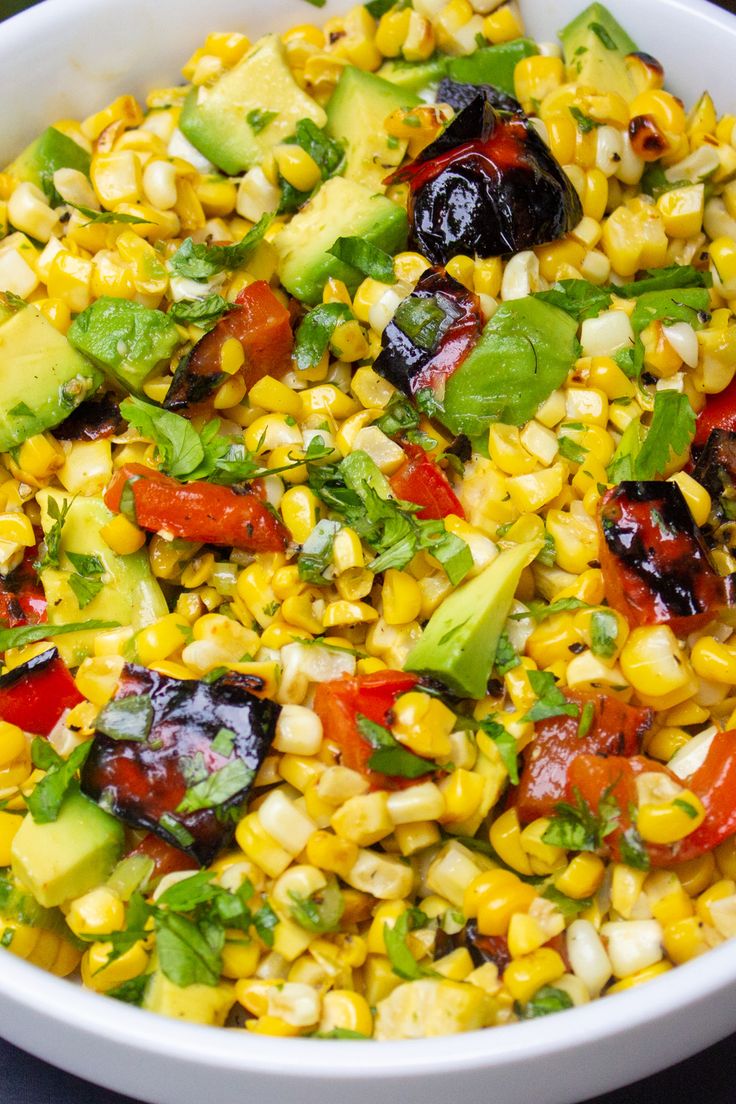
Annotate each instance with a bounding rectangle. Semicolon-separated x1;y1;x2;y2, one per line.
105;463;288;552
0;539;46;628
514;691;651;823
390;443;465;521
313;670;420;789
694;376;736;448
127;833;198;884
0;646;82;736
164;281;293;413
599;481;732;634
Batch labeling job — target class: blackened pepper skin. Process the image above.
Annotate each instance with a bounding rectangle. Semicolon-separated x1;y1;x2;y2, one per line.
81;664;279;866
599;481;735;635
387;95;582;265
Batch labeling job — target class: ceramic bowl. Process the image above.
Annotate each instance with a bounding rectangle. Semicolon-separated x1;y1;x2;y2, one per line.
1;1;736;1101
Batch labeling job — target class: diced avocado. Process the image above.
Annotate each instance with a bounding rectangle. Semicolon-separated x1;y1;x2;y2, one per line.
67;298;180;393
378;55;449;94
6;126;91;196
0;875;77;943
559;2;639;99
275;176;408;305
326;67;419;191
448;39;539;96
11;788;124;908
37;490;168;666
438;297;580;438
143;969;235;1025
0;304;102;452
180;34;326;175
405;540;541;698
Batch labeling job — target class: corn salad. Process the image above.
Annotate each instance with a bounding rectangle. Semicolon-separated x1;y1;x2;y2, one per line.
1;0;736;1042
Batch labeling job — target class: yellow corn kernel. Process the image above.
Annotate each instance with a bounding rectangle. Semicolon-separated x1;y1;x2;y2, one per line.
391;691;455;759
74;655;125;707
555;854;606;899
696;879;736;926
611;864;648;919
235;813;292;878
17;434;64;482
656;184;705;238
483;4;524;44
620;625;696;703
520;819;566;874
488;423;537;476
381;569;422;625
674;852;717;897
507;912;549;958
0;721;26;771
503;948;565;1004
81;940;148;993
473;873;537;937
0;811;22;865
246;376;301;418
630;90;687;136
645;726;690;763
489;809;534;877
445;253;475;290
322;599;378;627
662;916;709;964
300;384;361;421
691;636;736;685
536;239;586;284
375;7;412;56
436;769;486;826
434;0;476;53
0;511;34;547
608;961;673;993
67;887;125;937
279;486;320;545
715;836;736;882
514;56;564;115
134;613;190;665
46;250;94;313
507;464;565;512
319;990;373;1036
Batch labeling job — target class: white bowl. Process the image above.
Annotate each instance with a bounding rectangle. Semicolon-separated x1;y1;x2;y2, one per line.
2;1;736;1101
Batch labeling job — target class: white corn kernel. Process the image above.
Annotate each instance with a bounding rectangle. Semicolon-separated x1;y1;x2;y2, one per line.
236;168;281;223
257;790;316;855
600;920;664;979
273;705;323;757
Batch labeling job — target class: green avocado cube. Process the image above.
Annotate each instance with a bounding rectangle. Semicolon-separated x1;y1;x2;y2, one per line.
7;126;91;196
11;789;124;908
67;297;181;393
559;2;639;98
275;176;408;305
143;970;235;1024
448;39;539;96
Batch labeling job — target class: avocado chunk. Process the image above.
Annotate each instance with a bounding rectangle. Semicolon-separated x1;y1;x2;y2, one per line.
448;39;539;96
275;176;408;305
559;2;639;99
0;304;102;452
0;874;76;943
405;540;541;698
11;788;124;908
143;969;235;1025
7;126;91;197
180;34;326;175
37;489;168;666
326;66;419;192
378;54;449;94
438;297;580;438
68;298;180;393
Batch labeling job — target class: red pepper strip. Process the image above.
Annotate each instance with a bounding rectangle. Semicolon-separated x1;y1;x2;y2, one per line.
0;540;46;628
105;463;288;552
313;670;420;790
164;281;293;413
0;647;82;736
127;833;197;885
664;729;736;863
694;376;736;448
513;691;652;824
390;443;465;521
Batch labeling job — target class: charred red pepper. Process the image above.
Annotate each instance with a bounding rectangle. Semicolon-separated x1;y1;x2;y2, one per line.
0;646;82;736
54;392;123;442
389;443;465;521
0;540;46;628
164;281;293;413
81;664;279;866
691;429;736;543
373;267;483;400
105;463;288;552
599;481;734;634
461;923;512;972
386;93;581;265
126;833;198;884
313;669;422;789
664;729;736;863
514;691;652;823
693;378;736;449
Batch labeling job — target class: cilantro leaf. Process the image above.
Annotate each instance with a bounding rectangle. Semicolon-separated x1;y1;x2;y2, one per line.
518;985;573;1019
37;496;72;571
253;902;279;947
494;630;520;675
569;106;602;133
26;740;94;824
176;758;254;814
607;391;695;483
294;302;354;372
68;573;104;609
577;699;595;739
298;518;340;585
168;294;235;328
384;909;433;981
95;694;154;743
541;885;593;918
590;610;618;659
356;712;435;779
620;823;650;871
558;436;589;463
0;620;119;653
120;396;204;479
478;717;519;784
277;119;345;212
375;394;421;438
523;670;580;725
328;237;395;283
542;785;620;852
155;910;222;987
247;108;279;134
512;598;590;623
107;975;148;1006
66;551;104;577
392;295;450;352
288;878;344;934
169;215;271;281
614;265;712;298
70;203;153;226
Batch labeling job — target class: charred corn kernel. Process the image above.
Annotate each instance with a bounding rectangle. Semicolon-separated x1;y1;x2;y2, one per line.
323;599;377;627
331;791;393;847
382;569;422;625
135;613;190;665
507;464;565;513
620;625;696;701
503;948;565;1004
392;691;455;759
67;887;124;937
489;809;533;876
514;56;564;114
488;423;537;475
82;940;148;992
273;145;322;193
630;90;687;136
483;4;524;44
662;916;708;964
555;854;606;899
279;486;320;545
402;9;436;61
674;852;717;897
0;811;22;865
74;655;125;707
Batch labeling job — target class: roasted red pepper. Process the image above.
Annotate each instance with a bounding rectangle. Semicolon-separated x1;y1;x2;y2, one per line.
666;729;736;863
0;646;82;736
514;691;652;823
390;443;465;521
127;833;198;884
373;267;483;400
164;281;293;413
599;481;734;634
0;540;46;628
693;376;736;449
314;669;421;789
105;463;288;552
81;664;279;866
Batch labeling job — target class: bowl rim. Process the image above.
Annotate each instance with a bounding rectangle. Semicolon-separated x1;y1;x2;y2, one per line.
2;0;736;1081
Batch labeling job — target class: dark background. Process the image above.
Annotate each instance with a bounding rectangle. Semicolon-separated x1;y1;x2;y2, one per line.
1;0;736;1099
